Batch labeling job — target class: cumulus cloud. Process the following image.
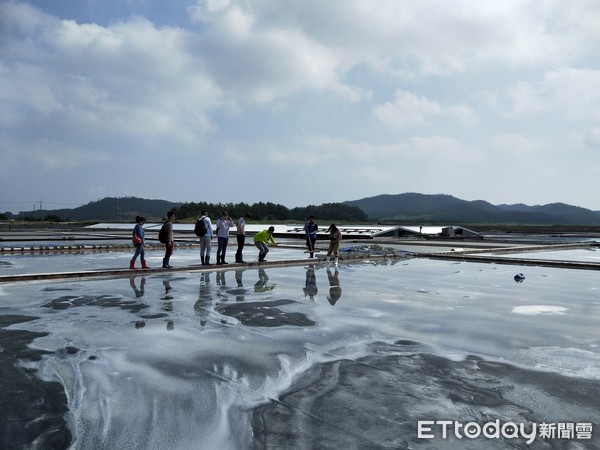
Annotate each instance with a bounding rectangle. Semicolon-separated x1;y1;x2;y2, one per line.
509;69;600;119
2;0;600;210
374;91;475;129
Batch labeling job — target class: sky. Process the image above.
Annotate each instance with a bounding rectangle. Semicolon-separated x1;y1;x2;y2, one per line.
1;0;600;214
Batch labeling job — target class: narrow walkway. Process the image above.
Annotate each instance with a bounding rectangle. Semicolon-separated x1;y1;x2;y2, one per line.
0;253;392;283
1;241;598;283
420;241;600;270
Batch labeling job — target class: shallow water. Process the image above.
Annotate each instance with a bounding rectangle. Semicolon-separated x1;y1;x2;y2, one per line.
0;257;599;449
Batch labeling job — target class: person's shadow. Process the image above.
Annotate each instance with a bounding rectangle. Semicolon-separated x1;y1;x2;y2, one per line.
326;267;342;306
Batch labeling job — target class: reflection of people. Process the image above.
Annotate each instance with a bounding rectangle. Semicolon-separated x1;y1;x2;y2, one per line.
198;211;214;265
235;269;244;288
162;280;174;312
304;216;318;258
216;270;227;288
254;226;277;262
234;269;246;301
162;280;173;298
327;267;342;306
129;276;146;297
216;211;234;265
254;268;274;292
235;213;252;263
194;272;212;326
303;265;318;300
325;224;342;265
130;216;149;269
162;211;176;269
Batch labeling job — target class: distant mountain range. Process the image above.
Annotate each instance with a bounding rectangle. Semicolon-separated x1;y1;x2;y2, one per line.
12;197;181;222
345;193;600;225
8;193;600;225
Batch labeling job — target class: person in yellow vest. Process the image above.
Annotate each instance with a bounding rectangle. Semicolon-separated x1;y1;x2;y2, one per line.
253;226;276;262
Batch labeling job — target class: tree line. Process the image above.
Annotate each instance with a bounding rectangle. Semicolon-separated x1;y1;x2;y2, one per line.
1;197;369;222
174;201;368;222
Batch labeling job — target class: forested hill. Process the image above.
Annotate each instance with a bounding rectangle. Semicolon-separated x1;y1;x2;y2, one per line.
344;193;600;225
9;197;367;222
8;193;600;225
12;197;182;222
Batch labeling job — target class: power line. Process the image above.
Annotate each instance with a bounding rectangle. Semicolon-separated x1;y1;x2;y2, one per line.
0;201;81;206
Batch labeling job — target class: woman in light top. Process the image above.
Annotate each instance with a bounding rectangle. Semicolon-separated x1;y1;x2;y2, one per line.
325;224;342;265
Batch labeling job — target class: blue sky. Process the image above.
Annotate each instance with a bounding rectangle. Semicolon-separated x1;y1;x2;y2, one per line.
2;0;600;213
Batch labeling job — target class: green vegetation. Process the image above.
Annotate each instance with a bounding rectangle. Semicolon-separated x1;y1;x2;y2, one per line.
346;193;600;225
175;201;368;222
8;197;368;223
8;193;600;225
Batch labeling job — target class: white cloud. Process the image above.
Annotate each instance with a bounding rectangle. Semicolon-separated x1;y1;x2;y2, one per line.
2;0;600;210
0;3;221;165
374;91;475;129
509;69;600;119
488;133;543;157
583;127;600;149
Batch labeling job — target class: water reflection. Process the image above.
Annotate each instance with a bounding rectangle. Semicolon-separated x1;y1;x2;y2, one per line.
6;259;600;448
326;267;342;306
216;271;227;289
194;272;213;326
129;276;146;298
303;265;318;301
161;280;173;311
231;269;247;301
254;268;275;292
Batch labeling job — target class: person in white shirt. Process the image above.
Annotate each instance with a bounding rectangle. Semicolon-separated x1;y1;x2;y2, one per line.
199;211;213;265
235;213;252;263
216;211;234;264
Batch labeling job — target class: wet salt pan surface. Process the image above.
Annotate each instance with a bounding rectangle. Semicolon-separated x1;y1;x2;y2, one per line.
511;305;569;315
0;258;599;448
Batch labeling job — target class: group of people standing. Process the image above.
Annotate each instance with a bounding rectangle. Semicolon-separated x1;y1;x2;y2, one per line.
196;211;255;265
129;211;342;269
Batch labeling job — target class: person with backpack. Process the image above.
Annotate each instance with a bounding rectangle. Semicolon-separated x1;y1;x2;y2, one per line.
197;211;213;265
130;216;149;269
216;211;234;265
161;211;176;268
235;213;252;263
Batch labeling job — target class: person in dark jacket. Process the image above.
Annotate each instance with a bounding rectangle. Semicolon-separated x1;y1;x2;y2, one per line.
162;211;176;268
304;216;318;258
130;216;149;269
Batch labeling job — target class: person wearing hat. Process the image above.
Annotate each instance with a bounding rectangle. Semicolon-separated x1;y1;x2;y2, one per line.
304;216;318;258
130;216;149;269
253;226;277;262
